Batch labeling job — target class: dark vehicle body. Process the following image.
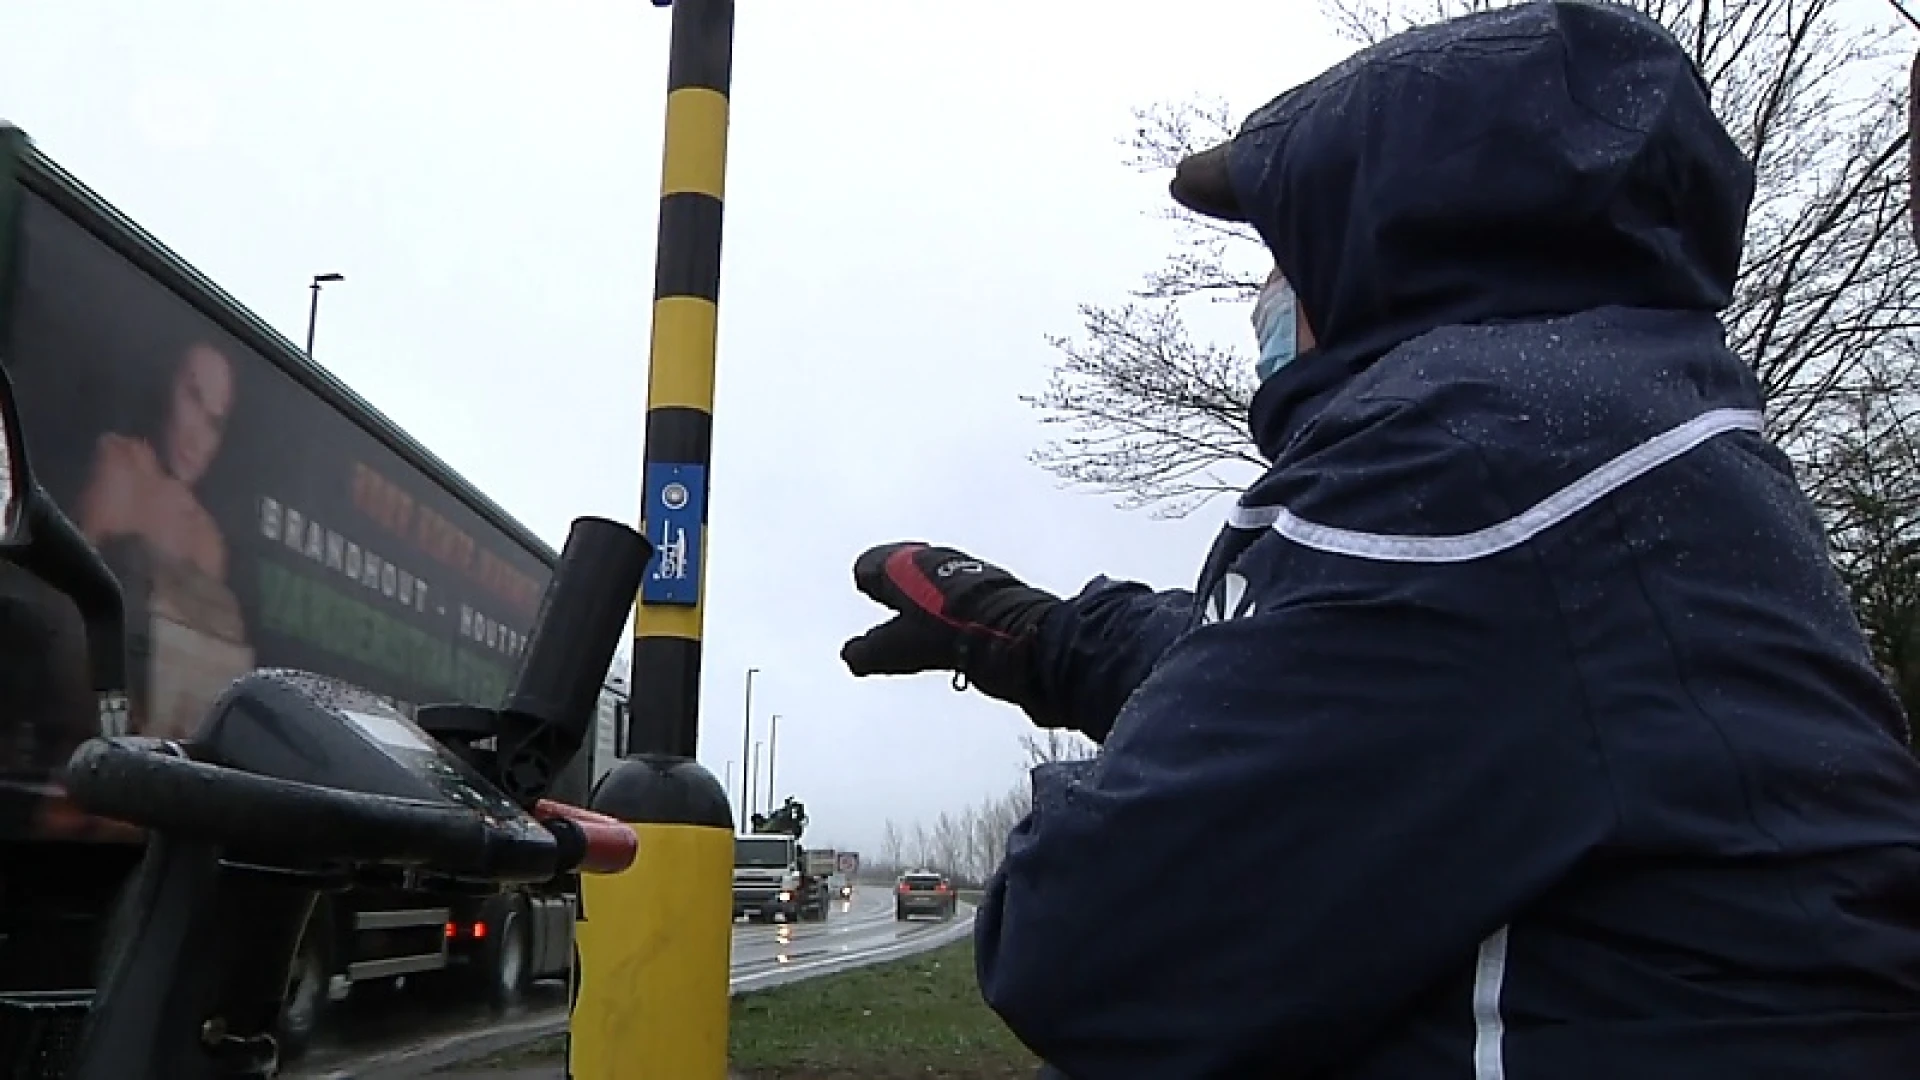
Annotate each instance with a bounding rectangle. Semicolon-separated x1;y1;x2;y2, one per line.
894;871;956;921
0;129;627;1062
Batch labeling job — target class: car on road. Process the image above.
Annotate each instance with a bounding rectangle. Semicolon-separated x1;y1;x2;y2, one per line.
894;870;958;921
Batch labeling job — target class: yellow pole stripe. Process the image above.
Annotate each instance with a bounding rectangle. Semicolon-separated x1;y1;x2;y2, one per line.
646;297;719;411
572;823;733;1079
661;88;730;200
633;530;709;636
635;601;704;639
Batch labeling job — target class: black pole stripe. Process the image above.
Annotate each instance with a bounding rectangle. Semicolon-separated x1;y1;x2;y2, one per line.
653;193;725;303
642;406;714;488
666;0;735;96
630;635;702;757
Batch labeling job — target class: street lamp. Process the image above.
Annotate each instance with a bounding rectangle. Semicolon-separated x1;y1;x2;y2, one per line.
748;741;762;823
724;758;735;805
740;668;758;823
765;714;781;815
305;272;345;357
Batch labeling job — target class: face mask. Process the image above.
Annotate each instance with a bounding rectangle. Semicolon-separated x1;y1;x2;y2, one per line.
1251;273;1300;382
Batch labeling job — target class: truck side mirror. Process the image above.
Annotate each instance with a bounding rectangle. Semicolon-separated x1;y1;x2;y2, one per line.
0;361;30;546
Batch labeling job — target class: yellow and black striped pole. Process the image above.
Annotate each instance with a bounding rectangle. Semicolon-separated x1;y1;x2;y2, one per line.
572;0;737;1076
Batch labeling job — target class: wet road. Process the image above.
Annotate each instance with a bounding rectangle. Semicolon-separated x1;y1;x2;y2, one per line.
730;885;966;991
288;886;971;1078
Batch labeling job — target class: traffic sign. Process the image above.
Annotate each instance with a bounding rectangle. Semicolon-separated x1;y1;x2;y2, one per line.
835;851;859;876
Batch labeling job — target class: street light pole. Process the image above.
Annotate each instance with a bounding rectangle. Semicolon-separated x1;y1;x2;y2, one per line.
765;713;780;815
304;272;344;356
740;667;757;822
749;741;761;820
724;758;734;804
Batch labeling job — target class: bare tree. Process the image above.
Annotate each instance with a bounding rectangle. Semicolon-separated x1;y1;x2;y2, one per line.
927;811;967;877
882;750;1064;888
961;803;990;884
909;820;933;870
972;783;1035;882
1800;347;1920;736
878;819;905;874
903;782;1047;886
1025;99;1270;517
1020;729;1100;766
1028;0;1920;515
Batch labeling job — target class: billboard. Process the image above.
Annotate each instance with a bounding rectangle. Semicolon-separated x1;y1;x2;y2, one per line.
0;169;554;840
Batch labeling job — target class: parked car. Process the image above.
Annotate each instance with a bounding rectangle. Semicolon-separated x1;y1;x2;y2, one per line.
894;870;958;921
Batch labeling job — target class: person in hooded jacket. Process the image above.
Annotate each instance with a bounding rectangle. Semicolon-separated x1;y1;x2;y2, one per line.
840;3;1920;1078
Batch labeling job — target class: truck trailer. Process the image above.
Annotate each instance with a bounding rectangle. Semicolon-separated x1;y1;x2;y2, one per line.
0;130;626;1064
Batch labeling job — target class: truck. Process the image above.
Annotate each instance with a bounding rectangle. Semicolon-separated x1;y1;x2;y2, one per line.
276;679;627;1053
731;797;833;923
0;128;630;1063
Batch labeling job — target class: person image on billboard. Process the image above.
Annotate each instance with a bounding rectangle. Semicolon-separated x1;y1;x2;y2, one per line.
74;339;253;738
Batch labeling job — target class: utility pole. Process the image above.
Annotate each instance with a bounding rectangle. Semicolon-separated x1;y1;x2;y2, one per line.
573;0;739;1076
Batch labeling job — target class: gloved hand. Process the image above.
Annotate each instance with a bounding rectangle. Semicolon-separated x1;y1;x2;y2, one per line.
840;542;1060;706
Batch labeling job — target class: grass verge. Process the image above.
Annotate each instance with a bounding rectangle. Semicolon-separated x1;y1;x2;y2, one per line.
730;938;1036;1078
444;940;1037;1079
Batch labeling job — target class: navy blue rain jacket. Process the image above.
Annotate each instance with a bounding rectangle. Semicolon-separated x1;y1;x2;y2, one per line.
974;3;1920;1077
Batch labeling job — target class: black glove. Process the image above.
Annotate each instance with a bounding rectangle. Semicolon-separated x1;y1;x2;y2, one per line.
840;542;1060;706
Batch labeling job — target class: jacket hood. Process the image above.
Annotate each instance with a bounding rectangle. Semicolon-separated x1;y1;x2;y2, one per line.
1229;0;1755;459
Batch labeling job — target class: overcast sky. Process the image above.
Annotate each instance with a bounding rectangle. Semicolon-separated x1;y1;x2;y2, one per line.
0;0;1350;855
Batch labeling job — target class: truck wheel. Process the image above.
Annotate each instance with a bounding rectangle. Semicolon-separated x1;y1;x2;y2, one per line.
277;925;330;1061
477;894;531;1011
